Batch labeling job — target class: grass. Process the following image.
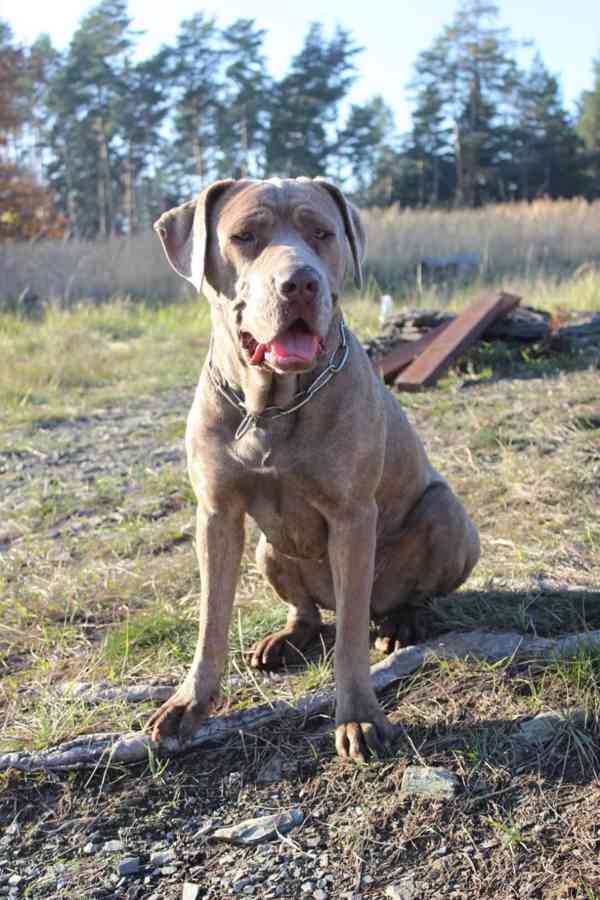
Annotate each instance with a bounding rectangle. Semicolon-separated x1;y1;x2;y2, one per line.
0;297;211;426
1;287;599;744
362;197;600;292
0;262;599;897
2;196;600;306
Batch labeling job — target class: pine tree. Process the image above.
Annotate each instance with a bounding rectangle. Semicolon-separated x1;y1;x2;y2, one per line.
337;96;395;202
578;55;600;192
406;78;453;205
217;19;270;177
43;0;137;236
266;24;360;177
512;54;582;199
169;13;221;192
115;48;171;232
409;0;519;207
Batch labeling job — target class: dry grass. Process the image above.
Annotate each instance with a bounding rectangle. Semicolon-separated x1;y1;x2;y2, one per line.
2;197;600;305
0;285;599;899
0;231;183;306
363;197;600;291
0;297;211;425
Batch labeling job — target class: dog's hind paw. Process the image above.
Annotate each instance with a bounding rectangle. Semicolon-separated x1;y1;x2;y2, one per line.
373;604;428;654
249;621;319;670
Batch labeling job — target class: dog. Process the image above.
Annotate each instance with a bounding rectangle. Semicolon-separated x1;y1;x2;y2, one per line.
147;177;480;762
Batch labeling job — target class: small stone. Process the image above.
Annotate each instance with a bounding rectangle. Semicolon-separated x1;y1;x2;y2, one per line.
149;849;176;866
8;875;22;887
314;891;328;900
161;866;178;876
517;709;584;745
401;766;459;800
212;809;304;846
182;885;201;900
233;879;250;893
103;840;124;853
385;880;419;900
301;884;315;894
243;887;255;896
83;842;97;855
117;857;142;877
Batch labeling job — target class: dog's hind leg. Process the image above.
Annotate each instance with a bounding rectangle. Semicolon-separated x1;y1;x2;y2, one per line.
371;482;480;653
250;534;323;670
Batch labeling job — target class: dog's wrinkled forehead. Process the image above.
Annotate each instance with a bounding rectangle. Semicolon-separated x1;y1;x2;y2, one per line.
215;178;344;235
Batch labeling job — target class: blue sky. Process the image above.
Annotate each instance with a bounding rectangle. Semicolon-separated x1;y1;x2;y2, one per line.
4;0;600;131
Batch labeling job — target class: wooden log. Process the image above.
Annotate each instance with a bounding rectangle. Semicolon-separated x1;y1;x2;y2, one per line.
395;292;521;391
375;321;452;382
376;305;550;346
550;316;600;351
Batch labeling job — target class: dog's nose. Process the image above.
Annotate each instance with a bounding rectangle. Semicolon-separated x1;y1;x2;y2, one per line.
278;266;321;300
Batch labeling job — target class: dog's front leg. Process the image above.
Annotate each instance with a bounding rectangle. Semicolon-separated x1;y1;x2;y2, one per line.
147;499;244;745
330;503;394;762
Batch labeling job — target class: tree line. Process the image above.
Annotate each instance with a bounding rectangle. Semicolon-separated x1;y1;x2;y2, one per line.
1;0;600;240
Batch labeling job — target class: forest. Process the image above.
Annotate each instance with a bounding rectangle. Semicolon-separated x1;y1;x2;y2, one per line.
1;0;600;241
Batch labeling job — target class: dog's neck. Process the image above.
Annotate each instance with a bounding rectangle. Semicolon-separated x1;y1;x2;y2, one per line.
209;308;343;417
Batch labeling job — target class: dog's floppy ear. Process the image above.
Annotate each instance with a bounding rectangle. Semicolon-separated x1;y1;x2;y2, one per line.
313;178;366;290
153;179;235;293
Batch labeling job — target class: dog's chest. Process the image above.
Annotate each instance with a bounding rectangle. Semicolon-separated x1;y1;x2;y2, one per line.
247;481;327;560
233;430;326;559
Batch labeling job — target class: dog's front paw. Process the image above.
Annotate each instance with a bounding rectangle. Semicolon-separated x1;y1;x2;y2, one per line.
335;710;395;763
145;681;215;745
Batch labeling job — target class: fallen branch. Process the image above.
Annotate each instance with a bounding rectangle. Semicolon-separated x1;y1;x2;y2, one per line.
54;681;178;704
2;628;600;774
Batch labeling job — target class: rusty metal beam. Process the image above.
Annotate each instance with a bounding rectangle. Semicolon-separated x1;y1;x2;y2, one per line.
395;292;521;391
374;321;452;383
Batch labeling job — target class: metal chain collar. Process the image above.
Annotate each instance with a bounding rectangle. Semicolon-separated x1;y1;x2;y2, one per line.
208;321;349;440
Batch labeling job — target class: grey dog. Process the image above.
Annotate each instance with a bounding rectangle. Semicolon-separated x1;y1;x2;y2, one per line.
147;177;480;762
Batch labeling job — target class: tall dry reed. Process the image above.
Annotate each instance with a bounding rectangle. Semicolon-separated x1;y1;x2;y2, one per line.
1;198;600;307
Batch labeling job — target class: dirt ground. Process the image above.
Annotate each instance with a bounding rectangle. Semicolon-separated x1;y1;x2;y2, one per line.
1;300;600;899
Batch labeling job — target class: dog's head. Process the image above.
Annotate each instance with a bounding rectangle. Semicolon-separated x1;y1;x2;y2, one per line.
154;177;365;374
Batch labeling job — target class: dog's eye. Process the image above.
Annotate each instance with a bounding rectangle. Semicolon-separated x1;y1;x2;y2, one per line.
232;231;255;243
314;229;332;240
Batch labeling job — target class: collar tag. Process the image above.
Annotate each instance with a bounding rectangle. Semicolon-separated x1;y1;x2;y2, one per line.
235;413;259;440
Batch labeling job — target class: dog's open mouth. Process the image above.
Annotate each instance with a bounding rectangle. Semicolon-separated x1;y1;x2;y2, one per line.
241;319;324;371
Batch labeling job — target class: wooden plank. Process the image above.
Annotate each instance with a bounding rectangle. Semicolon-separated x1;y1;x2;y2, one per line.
374;321;452;382
395;291;521;391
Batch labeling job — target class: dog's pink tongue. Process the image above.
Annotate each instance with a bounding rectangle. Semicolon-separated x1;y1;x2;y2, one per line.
269;327;319;362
